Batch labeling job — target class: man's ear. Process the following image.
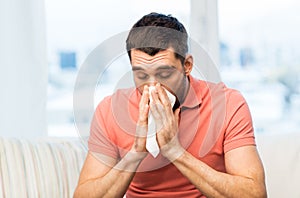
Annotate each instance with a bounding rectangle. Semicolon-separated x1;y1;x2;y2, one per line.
184;54;193;76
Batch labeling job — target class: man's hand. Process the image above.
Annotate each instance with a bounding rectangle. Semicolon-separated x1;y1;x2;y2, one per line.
149;83;184;161
130;85;150;160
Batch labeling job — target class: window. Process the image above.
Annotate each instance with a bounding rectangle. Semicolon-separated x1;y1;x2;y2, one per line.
219;0;300;134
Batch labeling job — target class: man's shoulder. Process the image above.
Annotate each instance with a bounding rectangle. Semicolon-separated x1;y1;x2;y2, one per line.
202;79;241;96
191;76;234;93
191;76;245;105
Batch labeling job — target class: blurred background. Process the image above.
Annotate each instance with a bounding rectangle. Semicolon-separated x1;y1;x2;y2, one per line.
1;0;299;138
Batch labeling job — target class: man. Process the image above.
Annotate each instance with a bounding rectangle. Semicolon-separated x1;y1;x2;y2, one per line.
74;13;267;198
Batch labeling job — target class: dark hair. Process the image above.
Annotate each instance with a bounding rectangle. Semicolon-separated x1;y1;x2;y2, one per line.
126;12;188;65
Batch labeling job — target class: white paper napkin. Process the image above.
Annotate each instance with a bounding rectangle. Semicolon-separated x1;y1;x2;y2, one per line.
146;86;176;158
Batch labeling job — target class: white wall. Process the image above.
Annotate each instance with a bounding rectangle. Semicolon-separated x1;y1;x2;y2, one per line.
0;0;48;138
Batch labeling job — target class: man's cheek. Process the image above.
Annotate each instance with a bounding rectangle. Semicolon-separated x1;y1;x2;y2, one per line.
160;79;178;94
133;78;144;89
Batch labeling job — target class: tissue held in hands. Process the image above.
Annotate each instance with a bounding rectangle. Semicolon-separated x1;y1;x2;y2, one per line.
146;86;176;158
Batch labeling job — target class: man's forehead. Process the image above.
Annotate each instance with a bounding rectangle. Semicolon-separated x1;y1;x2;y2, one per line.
131;48;177;66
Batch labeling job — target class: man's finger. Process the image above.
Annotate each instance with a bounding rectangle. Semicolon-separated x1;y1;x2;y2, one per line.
138;85;150;126
156;83;173;117
139;85;149;109
174;108;181;124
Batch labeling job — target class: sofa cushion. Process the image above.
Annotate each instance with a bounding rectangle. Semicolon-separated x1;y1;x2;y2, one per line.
0;137;87;198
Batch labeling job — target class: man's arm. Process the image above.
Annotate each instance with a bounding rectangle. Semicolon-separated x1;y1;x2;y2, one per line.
171;145;267;198
73;151;144;198
74;86;150;198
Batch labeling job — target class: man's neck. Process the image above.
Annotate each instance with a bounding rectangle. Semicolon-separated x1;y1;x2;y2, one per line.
179;76;191;104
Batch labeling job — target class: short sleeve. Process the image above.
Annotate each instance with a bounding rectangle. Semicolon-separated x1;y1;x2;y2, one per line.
88;97;119;159
223;90;256;153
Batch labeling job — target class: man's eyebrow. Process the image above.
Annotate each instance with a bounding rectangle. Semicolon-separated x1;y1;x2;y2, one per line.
132;65;176;71
156;65;176;70
132;66;145;71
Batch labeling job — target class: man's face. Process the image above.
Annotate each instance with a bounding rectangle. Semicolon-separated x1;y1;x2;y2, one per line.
131;48;188;102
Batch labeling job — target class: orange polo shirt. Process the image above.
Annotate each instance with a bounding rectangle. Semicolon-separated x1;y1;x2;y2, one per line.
88;75;255;197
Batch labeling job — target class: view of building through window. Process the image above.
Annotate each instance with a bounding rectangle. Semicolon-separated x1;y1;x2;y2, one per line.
45;0;300;136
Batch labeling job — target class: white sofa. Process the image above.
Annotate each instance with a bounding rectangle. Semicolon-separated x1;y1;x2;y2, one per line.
0;137;87;198
0;133;299;198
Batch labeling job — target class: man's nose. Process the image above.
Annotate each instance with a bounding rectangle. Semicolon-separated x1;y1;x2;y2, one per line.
146;76;158;86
